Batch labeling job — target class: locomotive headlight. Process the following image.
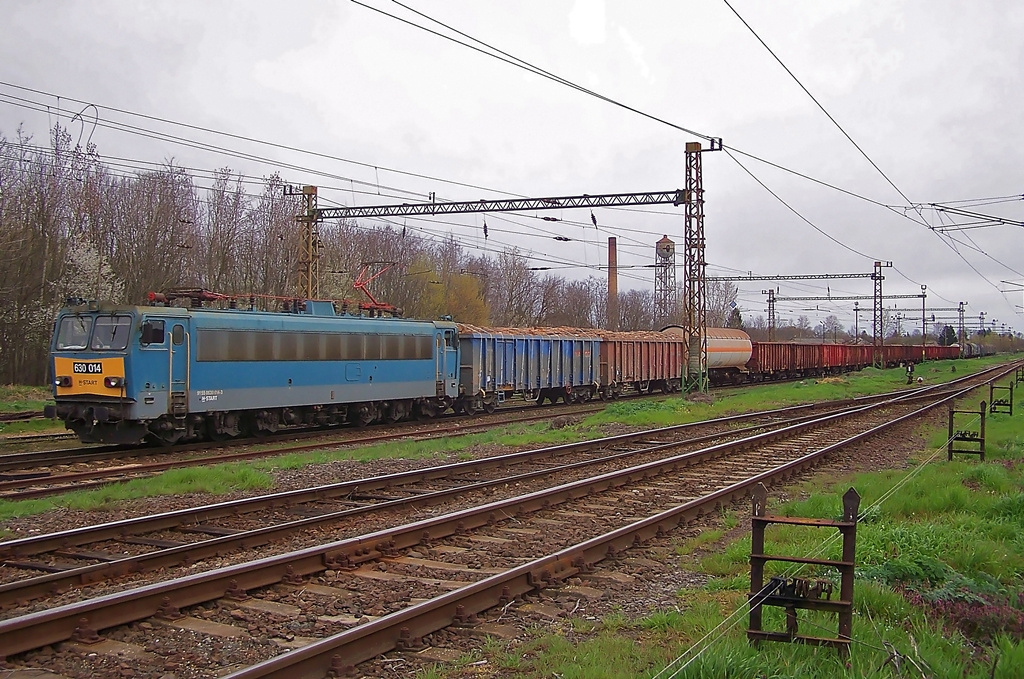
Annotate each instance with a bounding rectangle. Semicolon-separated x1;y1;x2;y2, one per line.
55;376;72;388
104;376;124;389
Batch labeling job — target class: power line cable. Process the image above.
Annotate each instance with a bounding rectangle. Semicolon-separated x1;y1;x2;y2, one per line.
361;1;1019;309
722;0;916;208
0;81;522;199
361;1;929;225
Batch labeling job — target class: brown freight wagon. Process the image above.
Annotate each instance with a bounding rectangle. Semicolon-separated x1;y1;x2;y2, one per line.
593;330;687;398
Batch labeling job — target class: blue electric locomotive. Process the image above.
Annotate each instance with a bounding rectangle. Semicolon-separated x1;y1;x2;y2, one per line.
46;298;459;444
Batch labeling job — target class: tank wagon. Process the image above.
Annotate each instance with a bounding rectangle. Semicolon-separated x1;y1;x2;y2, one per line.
661;326;753;384
47;299;459;445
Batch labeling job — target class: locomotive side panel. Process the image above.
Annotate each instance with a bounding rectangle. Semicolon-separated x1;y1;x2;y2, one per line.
188;313;445;412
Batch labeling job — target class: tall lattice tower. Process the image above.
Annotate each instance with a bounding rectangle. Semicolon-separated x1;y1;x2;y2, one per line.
654;235;677;329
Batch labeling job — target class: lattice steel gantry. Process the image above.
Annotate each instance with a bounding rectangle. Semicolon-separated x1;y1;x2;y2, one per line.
683;139;722;393
872;261;892;368
289;185;320;300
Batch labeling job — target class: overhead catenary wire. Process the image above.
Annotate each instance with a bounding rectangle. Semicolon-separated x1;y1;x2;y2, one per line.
352;1;1022;317
0;81;521;200
2;134;667;283
0;17;1007;321
0;78;935;300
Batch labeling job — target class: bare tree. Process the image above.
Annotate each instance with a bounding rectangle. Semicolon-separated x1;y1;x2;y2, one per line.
618;289;656;330
706;279;738;327
538;277;599;328
822;314;844;342
487;247;540;326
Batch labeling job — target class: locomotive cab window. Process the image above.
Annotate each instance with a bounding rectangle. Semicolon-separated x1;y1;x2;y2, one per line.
141;320;165;345
91;315;132;351
172;324;185;345
56;316;93;350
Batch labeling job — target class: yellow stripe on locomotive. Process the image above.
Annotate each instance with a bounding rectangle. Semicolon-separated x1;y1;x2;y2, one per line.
53;357;126;397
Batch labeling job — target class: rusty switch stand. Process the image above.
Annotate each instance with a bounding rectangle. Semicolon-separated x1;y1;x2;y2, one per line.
748;483;860;657
989;383;1013;415
948;401;986;461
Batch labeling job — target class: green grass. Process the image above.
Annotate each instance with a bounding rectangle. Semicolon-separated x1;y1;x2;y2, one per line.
0;420;598;521
416;359;1024;678
0;418;67;436
0;358;1014;523
0;463;275;520
0;384;53;413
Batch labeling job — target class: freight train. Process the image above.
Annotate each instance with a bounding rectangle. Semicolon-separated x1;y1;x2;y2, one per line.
45;295;966;445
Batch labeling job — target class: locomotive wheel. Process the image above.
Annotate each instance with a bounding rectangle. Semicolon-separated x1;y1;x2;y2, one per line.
149;430;184;447
355;404;376;427
208;428;232;442
416;402;441;419
208;413;240;441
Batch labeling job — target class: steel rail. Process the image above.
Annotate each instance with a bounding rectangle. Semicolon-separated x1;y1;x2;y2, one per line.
0;400;599;473
0;375;1001;612
0;402;886;607
0;381;962;559
229;377;977;678
0;402;621;498
0;411;45;423
0;370;1004;657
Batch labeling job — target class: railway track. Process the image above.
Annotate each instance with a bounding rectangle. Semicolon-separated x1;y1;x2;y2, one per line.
0;362;1014;676
0;389;675;477
0;410;46;423
0;401;620;499
0;378;979;500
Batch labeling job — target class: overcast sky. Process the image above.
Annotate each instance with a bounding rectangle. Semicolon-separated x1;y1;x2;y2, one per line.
3;0;1022;334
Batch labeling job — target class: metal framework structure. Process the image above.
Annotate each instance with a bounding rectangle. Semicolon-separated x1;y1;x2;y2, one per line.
299;187;701;309
959;302;967;345
683;144;705;391
706;272;876;344
888;307;959;313
683;140;722;393
708;273;875;282
654;236;677;330
288;185;320;299
763;289;777;341
873;261;892;368
776;294;924;302
301;187;688;303
313;190;689;220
